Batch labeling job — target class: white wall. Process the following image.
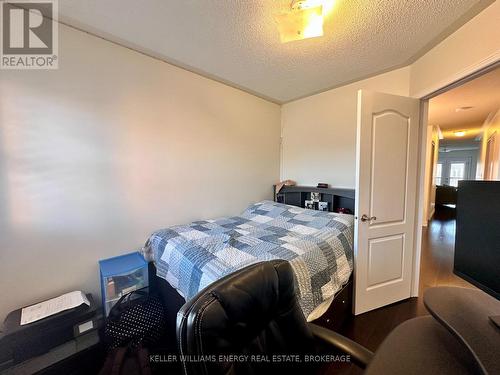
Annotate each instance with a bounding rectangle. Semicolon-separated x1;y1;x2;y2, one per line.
0;24;281;321
410;1;500;98
280;67;411;188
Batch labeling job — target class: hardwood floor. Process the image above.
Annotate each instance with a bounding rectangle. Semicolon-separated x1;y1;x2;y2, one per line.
418;205;475;295
324;205;477;374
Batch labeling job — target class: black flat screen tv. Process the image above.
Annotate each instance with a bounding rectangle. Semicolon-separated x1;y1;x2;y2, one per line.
455;180;500;300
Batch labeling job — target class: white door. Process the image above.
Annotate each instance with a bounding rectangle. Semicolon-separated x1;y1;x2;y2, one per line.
354;90;420;315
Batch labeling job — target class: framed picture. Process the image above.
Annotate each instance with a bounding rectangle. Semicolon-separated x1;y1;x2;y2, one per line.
311;192;320;202
305;200;315;209
318;202;328;211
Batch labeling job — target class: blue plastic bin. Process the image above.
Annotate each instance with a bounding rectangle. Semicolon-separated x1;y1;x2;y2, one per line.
99;252;148;316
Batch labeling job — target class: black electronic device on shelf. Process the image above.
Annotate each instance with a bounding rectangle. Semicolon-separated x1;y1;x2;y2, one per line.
274;185;355;213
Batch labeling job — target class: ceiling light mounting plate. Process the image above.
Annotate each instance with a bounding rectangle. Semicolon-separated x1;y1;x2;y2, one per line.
291;0;336;14
292;0;310;10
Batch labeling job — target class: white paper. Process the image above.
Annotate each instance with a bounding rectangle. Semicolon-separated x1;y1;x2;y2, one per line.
20;291;90;325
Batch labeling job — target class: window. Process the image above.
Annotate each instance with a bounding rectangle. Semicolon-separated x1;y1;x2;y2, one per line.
449;162;465;187
435;163;442;185
435;158;471;186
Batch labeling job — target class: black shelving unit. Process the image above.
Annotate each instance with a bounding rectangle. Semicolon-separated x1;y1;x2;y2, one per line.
274;185;355;213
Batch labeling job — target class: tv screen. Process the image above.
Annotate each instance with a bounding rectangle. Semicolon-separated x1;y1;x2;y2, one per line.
455;181;500;300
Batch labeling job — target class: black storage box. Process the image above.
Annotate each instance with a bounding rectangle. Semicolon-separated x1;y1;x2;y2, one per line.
0;293;97;366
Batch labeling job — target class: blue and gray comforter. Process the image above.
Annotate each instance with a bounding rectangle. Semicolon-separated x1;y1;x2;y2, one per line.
143;200;354;319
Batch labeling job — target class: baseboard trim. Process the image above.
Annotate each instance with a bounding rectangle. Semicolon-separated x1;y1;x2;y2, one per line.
428;207;435;221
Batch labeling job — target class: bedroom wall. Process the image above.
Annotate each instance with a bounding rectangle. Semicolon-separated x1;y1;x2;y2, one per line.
0;24;281;321
280;67;411;188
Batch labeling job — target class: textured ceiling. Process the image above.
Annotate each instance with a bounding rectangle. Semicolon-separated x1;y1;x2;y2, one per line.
429;67;500;138
58;0;492;103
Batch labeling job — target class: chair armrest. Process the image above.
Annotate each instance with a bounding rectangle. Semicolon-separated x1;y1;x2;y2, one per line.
308;323;374;369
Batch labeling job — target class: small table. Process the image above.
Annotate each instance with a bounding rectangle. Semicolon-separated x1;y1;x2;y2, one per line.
0;330;103;375
424;287;500;375
365;287;500;375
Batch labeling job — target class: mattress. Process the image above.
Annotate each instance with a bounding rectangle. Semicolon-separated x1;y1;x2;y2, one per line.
142;200;354;321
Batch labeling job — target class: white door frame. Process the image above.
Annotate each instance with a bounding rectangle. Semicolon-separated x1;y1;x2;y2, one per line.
410;60;500;297
485;132;497;180
410;100;428;296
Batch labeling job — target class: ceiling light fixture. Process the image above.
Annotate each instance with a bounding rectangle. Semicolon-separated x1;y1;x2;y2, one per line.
454;130;466;137
274;0;336;43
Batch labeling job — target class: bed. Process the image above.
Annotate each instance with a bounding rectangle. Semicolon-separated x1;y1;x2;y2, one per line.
142;199;355;322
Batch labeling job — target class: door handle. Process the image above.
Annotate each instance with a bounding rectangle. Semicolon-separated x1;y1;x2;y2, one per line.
360;214;377;222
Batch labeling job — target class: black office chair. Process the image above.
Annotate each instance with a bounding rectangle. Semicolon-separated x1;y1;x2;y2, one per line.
176;260;373;375
176;260;497;375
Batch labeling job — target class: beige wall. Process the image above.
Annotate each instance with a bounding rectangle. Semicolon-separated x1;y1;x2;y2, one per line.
0;24;281;321
280;67;410;188
410;1;500;98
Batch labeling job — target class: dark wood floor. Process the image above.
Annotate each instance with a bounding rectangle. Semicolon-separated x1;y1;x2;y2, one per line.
326;205;476;374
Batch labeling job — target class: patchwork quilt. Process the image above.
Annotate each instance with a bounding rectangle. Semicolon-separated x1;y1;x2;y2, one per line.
143;200;354;319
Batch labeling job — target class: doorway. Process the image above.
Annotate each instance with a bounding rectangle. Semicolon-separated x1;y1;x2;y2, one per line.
418;66;500;294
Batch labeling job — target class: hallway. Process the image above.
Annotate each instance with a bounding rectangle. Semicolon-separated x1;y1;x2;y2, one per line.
419;206;476;296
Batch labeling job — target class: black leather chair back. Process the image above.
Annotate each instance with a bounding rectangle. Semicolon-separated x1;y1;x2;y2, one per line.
176;260;316;375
